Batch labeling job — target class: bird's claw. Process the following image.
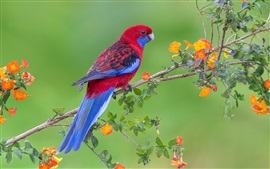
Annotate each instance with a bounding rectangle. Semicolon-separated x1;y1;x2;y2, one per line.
123;84;132;93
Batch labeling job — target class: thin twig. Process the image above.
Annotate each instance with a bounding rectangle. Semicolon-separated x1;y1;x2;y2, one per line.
217;21;228;60
210;22;214;43
119;131;139;146
222;27;270;48
84;142;110;169
195;0;207;38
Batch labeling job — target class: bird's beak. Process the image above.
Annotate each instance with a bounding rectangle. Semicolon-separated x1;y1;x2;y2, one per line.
148;33;155;40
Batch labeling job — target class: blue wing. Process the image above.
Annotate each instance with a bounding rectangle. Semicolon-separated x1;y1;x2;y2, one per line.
73;42;140;86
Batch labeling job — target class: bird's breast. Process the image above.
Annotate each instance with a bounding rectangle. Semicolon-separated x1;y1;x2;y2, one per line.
87;73;136;98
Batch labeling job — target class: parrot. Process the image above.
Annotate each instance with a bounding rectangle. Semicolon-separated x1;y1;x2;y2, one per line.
58;24;154;153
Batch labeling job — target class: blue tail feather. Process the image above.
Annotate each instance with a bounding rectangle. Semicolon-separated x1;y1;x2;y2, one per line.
58;87;115;153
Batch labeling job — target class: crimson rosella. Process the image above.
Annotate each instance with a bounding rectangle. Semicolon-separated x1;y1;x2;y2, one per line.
58;24;154;153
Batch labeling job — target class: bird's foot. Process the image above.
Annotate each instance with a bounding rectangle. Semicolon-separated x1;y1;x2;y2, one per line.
122;84;132;93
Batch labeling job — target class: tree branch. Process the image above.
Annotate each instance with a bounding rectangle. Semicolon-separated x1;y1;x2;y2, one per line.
5;108;78;146
4;27;270;147
222;27;270;48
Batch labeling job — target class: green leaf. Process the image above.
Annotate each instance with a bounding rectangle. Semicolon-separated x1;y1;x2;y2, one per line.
58;129;66;137
155;137;163;147
90;135;99;148
2;91;10;104
52;107;65;116
29;154;36;163
254;66;264;76
107;112;117;121
24;140;33;150
13;148;22;160
118;96;125;105
13;142;20;149
133;88;142;95
168;139;177;148
6;151;12;163
99;150;109;159
156;148;163;158
136;146;153;165
32;148;40;157
163;148;170;159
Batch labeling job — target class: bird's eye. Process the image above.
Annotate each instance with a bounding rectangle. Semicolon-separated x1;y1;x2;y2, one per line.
141;31;146;35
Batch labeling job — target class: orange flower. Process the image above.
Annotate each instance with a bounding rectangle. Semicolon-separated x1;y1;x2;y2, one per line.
193;39;212;51
21;59;29;68
100;123;113;135
22;72;31;79
42;147;57;155
142;71;151;81
114;163;125;169
203;39;212;49
39;156;62;169
184;40;193;49
264;80;270;89
6;60;20;74
199;86;211;97
2;80;15;90
249;95;270;115
12;89;28;101
207;51;218;68
22;72;35;86
176;136;183;145
171;157;188;169
39;164;50;169
8;107;17;116
25;76;35;86
168;41;181;53
0;68;6;79
39;147;62;169
194;49;206;60
0;115;6;124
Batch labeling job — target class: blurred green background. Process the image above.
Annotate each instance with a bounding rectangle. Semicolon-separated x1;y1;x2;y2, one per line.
1;0;269;168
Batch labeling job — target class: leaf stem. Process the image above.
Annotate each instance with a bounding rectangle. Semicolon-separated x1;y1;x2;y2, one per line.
84;142;110;169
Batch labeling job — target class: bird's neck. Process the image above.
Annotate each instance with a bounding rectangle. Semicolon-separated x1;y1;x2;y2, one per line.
119;38;144;57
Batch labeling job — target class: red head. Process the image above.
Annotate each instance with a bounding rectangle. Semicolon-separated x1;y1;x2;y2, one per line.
120;24;154;48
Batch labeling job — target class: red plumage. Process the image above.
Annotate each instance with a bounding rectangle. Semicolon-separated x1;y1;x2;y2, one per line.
85;24;153;97
58;24;154;153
